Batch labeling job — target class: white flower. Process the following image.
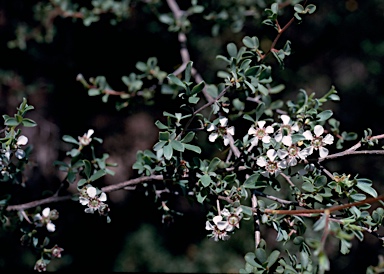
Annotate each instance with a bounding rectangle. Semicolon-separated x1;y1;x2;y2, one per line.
78;129;94;146
257;149;287;177
33;207;56;232
247;121;274;152
274;115;299;147
225;207;243;231
303;125;334;158
207;117;235;146
205;215;232;241
277;144;310;167
79;186;108;214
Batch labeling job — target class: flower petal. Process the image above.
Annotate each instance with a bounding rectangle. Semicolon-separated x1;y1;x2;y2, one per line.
314;125;324;137
266;149;277;161
262;135;271;144
257;121;266;128
248;127;257;135
227;126;235;136
282;136;292;147
46;222;56;232
216;221;228;231
256;157;267;167
323;134;334;145
319;147;329;158
87;186;97;198
209;133;218;142
281;115;290;125
86;129;94;138
265;126;274;134
79;197;89;205
17;135;28;146
205;221;214;231
219;117;228;127
303;130;313;140
42;208;50;217
207;124;216;132
213;215;223;224
277;149;288;159
99;192;107;202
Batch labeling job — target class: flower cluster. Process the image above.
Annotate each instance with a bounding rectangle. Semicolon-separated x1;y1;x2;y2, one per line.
79;185;109;216
205;207;243;241
245;115;334;177
1;134;29;180
33;207;59;232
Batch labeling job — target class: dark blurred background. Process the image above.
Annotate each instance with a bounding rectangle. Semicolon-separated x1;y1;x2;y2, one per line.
1;0;384;273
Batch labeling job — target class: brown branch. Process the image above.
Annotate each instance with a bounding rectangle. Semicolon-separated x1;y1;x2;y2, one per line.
260;6;296;60
319;134;384;162
252;192;261;249
6;174;164;212
265;194;384;215
166;0;212;103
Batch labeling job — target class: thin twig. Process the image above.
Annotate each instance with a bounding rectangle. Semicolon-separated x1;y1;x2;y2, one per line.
252;191;261;250
265;194;384;215
6;174;164;212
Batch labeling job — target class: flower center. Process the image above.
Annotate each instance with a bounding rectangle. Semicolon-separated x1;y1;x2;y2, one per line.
88;198;100;209
228;215;240;226
266;161;278;173
312;137;323;149
256;128;266;139
288;145;298;157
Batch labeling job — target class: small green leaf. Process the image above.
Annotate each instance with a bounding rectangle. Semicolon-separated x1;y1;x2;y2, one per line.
267;250;280;269
294;4;304;13
181;131;195;143
356;179;377;197
90;169;107;182
21;118;37;127
159;131;170;141
77;178;87;188
163;143;173;160
208;157;221;172
135;61;147;72
313;214;327;231
196;192;206;203
184;144;201;154
258;84;269;96
306;4;317;14
63;135;79;145
200;174;211;187
67;149;80;157
167;74;186;89
88;88;101;96
155;120;168;130
244;173;262;189
255;248;267;264
170;140;184;152
153;140;166;151
4;117;19;126
190;81;205;96
188;96;200;104
244;252;259;267
240;205;253;216
83;160;92;179
350;193;366;201
242;36;259;49
227;43;238;58
185;61;193;82
317;110;333;121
